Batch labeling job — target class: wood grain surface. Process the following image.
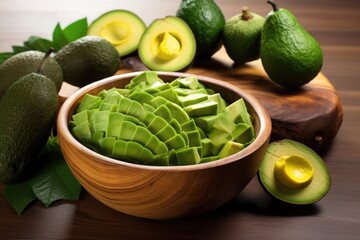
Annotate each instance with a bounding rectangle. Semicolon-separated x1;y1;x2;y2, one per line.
0;0;359;239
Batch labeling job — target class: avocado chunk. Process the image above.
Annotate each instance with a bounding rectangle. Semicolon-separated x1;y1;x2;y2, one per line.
54;36;120;87
176;0;225;59
258;139;331;205
0;50;63;99
138;16;196;72
88;9;146;57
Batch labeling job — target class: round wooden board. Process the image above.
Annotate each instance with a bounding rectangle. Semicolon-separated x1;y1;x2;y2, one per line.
59;48;343;154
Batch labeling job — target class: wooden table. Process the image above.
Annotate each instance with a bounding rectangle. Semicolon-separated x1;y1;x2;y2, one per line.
1;0;359;239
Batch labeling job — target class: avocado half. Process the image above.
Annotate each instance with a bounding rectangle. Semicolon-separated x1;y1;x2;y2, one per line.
258;139;331;205
88;9;146;57
138;16;196;72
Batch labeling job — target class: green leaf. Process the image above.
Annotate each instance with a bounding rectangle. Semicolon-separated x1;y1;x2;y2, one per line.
32;150;81;207
12;45;30;54
4;181;37;215
63;17;88;43
52;23;68;52
24;36;54;53
0;52;14;64
3;136;82;214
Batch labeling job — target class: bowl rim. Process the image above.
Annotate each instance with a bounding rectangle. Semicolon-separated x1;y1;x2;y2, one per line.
57;71;272;172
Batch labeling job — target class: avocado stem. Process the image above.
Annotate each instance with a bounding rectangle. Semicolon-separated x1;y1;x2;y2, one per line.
267;0;279;12
36;47;54;74
241;6;254;21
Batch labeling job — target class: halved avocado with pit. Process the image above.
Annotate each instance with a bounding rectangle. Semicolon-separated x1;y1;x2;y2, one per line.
88;9;146;57
258;139;331;205
138;16;196;72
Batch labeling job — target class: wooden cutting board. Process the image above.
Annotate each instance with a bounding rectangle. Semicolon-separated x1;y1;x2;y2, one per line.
59;48;343;154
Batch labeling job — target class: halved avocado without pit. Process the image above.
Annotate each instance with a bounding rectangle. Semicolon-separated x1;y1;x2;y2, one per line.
88;9;146;57
258;139;331;205
138;16;196;72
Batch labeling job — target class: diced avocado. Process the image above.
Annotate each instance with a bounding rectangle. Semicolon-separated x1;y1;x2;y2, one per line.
201;138;213;157
126;100;146;120
164;134;187;150
208;93;227;112
128;91;155;105
174;87;207;96
116;97;132;114
145;153;169;166
106;112;125;137
169;118;182;133
226;98;252;126
72;110;89;125
156;124;177;142
165;101;190;124
147;115;169;135
153;88;181;105
131;126;152;145
185;130;202;147
72;121;93;144
153;105;172;122
180;119;197;132
195;115;219;133
124;141;149;163
118;121;137;141
184;99;218;117
231;123;255;145
112;139;127;159
99;137;116;156
150;96;168;108
178;93;208;107
177;76;200;89
125;71;162;90
218;140;244;158
208;127;230;146
76;94;102;113
103;91;123;104
175;147;201;165
212;114;236;134
145;135;168;155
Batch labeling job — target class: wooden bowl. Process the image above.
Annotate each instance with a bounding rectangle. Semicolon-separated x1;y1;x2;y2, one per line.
57;71;272;219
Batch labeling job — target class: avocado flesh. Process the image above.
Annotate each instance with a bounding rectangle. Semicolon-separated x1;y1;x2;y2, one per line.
260;2;323;88
176;0;225;59
138;16;196;72
88;9;146;57
0;50;63;99
258;139;331;205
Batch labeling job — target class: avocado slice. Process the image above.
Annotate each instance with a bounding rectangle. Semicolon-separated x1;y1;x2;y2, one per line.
88;9;146;57
138;16;196;71
258;139;331;205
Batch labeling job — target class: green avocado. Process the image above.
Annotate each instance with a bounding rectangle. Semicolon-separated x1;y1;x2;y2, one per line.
258;139;331;205
260;1;323;88
0;50;63;99
176;0;225;59
88;9;146;57
223;7;265;64
0;73;58;184
54;36;120;87
138;16;196;72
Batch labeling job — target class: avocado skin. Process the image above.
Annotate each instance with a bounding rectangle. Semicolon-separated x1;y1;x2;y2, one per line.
0;73;58;184
176;0;225;60
0;50;63;99
54;36;120;87
260;8;323;88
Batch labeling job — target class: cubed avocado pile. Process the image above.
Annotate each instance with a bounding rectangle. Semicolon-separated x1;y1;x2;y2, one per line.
70;72;255;166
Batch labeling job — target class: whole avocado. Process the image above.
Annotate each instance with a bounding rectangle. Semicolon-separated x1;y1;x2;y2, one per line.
54;36;120;87
0;73;58;184
176;0;225;60
260;1;323;88
0;50;63;99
